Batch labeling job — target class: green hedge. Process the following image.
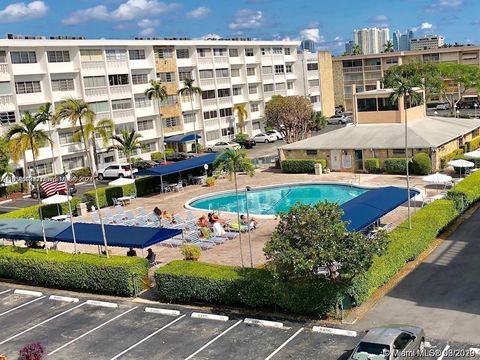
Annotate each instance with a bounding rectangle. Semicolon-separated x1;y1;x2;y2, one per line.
384;158;408;174
281;159;327;173
70;167;92;178
468;136;480;151
440;149;464;169
155;261;343;316
83;183;134;208
364;158;381;173
0;183;25;197
447;170;480;207
412;153;432;175
0;246;148;296
0;197;82;220
135;176;161;196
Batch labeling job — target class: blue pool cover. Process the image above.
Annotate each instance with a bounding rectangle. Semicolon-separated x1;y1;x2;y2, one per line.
0;219;182;249
341;186;417;231
136;152;218;177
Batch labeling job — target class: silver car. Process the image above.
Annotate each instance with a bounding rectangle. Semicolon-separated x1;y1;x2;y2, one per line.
327;114;353;125
349;325;425;360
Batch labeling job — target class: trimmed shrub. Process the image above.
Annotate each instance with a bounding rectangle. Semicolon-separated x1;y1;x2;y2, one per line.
447;170;480;207
412;153;432;175
0;198;81;220
180;245;201;261
440;148;464;169
83;184;133;208
104;186;123;206
364;158;381;173
468;136;480;151
0;182;25;197
0;246;148;296
135;176;161;196
151;152;164;161
83;187;109;208
70;167;92;178
281;159;327;173
384;158;408;174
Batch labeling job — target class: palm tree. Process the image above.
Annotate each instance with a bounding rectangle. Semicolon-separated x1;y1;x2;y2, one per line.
145;80;168;163
53;97;110;257
383;40;394;53
213;149;255;267
233;104;248;134
352;44;362;55
107;130;144;181
36;103;57;177
6;111;51;249
389;75;422;230
73;118;114;169
178;78;202;154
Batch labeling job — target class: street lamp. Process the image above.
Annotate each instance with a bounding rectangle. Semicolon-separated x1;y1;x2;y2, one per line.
204;164;208;179
163;142;167;165
475;103;478;119
245;186;254;268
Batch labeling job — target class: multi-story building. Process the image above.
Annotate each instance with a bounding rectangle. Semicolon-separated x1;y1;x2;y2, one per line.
353;28;390;55
410;35;445;51
333;45;480;111
300;39;316;53
392;30;414;51
344;41;354;54
0;37;330;176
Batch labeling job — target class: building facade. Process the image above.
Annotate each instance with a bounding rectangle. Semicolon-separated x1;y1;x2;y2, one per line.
393;30;414;51
410;35;445;51
301;39;316;53
0;37;330;175
353;28;390;55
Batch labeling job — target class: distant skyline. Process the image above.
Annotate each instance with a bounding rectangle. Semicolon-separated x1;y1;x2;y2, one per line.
0;0;479;53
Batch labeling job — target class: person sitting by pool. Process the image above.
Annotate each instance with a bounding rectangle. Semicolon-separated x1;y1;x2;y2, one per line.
127;248;137;257
162;210;174;222
240;214;258;230
153;207;162;220
198;214;209;228
209;212;227;225
146;248;156;266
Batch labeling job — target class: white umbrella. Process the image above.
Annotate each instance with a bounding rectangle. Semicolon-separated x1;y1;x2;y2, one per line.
41;194;72;204
422;172;452;184
108;177;135;187
448;159;475;178
464;150;480;159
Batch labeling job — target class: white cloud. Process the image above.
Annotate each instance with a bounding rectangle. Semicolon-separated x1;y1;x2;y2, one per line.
201;33;222;40
229;9;265;31
299;28;324;43
426;0;463;11
421;21;433;29
373;14;389;22
187;6;210;19
62;0;179;25
137;18;159;36
437;0;463;7
0;1;47;23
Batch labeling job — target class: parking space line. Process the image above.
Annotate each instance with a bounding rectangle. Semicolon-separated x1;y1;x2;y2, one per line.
109;314;186;360
0;289;11;295
264;327;304;360
0;296;46;317
437;344;450;360
0;302;86;345
184;320;243;360
48;306;138;356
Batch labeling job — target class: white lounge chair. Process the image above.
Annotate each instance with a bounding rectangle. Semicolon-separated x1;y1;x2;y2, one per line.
90;211;100;223
136;207;147;216
188;232;215;250
115;205;124;214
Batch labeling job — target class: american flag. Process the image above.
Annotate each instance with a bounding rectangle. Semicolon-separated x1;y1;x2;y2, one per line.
40;182;67;197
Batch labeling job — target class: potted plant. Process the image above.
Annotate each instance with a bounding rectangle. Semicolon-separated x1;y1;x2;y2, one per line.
206;177;215;187
180;244;201;261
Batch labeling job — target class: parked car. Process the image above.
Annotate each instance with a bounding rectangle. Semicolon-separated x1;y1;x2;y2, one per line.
348;325;425;360
265;130;284;140
253;133;277;143
436;102;450;110
165;152;195;162
97;164;138;180
232;137;256;149
207;141;241;152
31;183;77;199
327;114;352;125
133;160;157;170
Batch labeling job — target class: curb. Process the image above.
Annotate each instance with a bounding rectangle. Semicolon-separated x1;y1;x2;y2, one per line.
14;289;42;297
145;307;180;316
191;312;229;322
86;300;118;308
49;295;79;303
244;318;283;328
0;199;12;204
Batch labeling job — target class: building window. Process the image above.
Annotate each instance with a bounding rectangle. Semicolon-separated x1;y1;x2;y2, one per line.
11;51;37;64
263;84;274;92
309;79;319;87
164;116;179;128
29;162;53;176
115;123;135;134
51;79;75;92
286;64;293;73
217;88;230;98
105;49;127;60
230;68;240;77
262;66;273;75
272;47;283;55
245;48;254;56
261;48;270;56
357;98;377;112
252;121;261;130
178;70;192;81
199;69;214;79
47;50;70;63
137;119;154;131
213;48;227;56
108;74;129;86
203;110;218;119
56;133;75;149
250;103;259;112
215;68;229;78
161;95;178;106
129;49;145;60
134;96;151;108
310;95;320;103
89;101;110;114
0;111;16;124
307;62;318;71
276;82;286;91
392;149;406;156
15;81;41;94
284;48;291;55
112;98;132;111
63;156;84;171
229;48;239;57
131;73;149;85
197;48;211;57
274;65;284;74
221;127;234;136
287;81;294;90
246;67;256;76
232;86;242;96
219;108;233;117
385;57;398;64
183;112;196;123
141;141;156;153
176;49;189;59
83;76;106;88
157;72;176;83
202;90;216;100
156;48;173;59
206;130;220;141
80;49;103;61
378;97;398;111
0;51;6;63
248;85;257;94
306;150;318;156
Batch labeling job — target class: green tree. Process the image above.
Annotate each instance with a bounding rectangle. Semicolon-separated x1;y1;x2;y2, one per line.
145;80;168;162
312;111;327;130
107;130;144;180
233;104;248;134
264;202;387;283
178;78;202;154
213;149;255;267
0;136;11;180
383;40;394;53
265;95;314;143
352;44;362;55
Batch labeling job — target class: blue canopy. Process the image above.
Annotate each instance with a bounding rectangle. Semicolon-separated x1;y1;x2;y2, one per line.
341;186;417;231
165;133;201;143
136;152;218;177
0;219;182;249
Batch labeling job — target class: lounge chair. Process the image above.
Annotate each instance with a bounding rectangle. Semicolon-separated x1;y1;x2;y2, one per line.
228;222;248;232
90;211;100;224
124;210;135;220
188;232;215;250
136;207;147;216
115;205;124;214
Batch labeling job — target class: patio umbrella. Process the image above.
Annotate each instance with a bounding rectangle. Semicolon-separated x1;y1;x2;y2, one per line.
464;150;480;159
422;172;453;184
108;177;136;187
448;159;475;178
41;194;72;204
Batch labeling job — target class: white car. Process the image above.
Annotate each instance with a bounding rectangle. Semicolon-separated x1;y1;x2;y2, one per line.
207;141;241;152
436;103;450;110
265;130;284;140
253;133;277;143
97;164;138;180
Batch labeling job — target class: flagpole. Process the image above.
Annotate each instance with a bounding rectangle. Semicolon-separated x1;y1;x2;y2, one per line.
63;174;77;254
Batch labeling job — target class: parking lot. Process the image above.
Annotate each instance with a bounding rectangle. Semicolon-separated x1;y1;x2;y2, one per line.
0;284;478;359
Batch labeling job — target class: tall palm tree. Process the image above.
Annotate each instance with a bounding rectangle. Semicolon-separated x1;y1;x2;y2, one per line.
233;104;248;134
383;40;394;53
53;97;110;257
213;149;255;267
6;111;51;249
145;80;168;163
389;75;422;230
178;78;202;154
107;130;144;181
352;44;362;55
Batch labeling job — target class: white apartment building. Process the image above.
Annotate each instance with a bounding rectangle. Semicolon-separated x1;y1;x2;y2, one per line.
410;35;445;51
353;28;390;55
0;37;320;176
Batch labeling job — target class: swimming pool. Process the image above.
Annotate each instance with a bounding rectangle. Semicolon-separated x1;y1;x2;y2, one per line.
186;183;369;217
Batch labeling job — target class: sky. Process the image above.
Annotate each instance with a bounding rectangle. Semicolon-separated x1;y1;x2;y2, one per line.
0;0;479;53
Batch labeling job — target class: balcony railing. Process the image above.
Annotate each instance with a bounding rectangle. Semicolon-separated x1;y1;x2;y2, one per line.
112;109;135;122
0;64;8;74
85;86;108;98
110;85;131;97
364;65;381;71
0;94;14;107
81;61;105;70
343;66;363;73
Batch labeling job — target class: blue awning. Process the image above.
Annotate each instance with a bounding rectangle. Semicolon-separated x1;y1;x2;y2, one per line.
165;133;202;143
136;152;218;177
0;219;70;241
341;186;417;232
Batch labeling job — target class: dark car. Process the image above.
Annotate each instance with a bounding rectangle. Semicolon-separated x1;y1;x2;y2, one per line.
31;183;77;199
233;137;256;149
165;152;195;162
133;160;157;170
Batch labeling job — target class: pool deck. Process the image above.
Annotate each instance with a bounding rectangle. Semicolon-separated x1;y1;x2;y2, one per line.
49;170;433;267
